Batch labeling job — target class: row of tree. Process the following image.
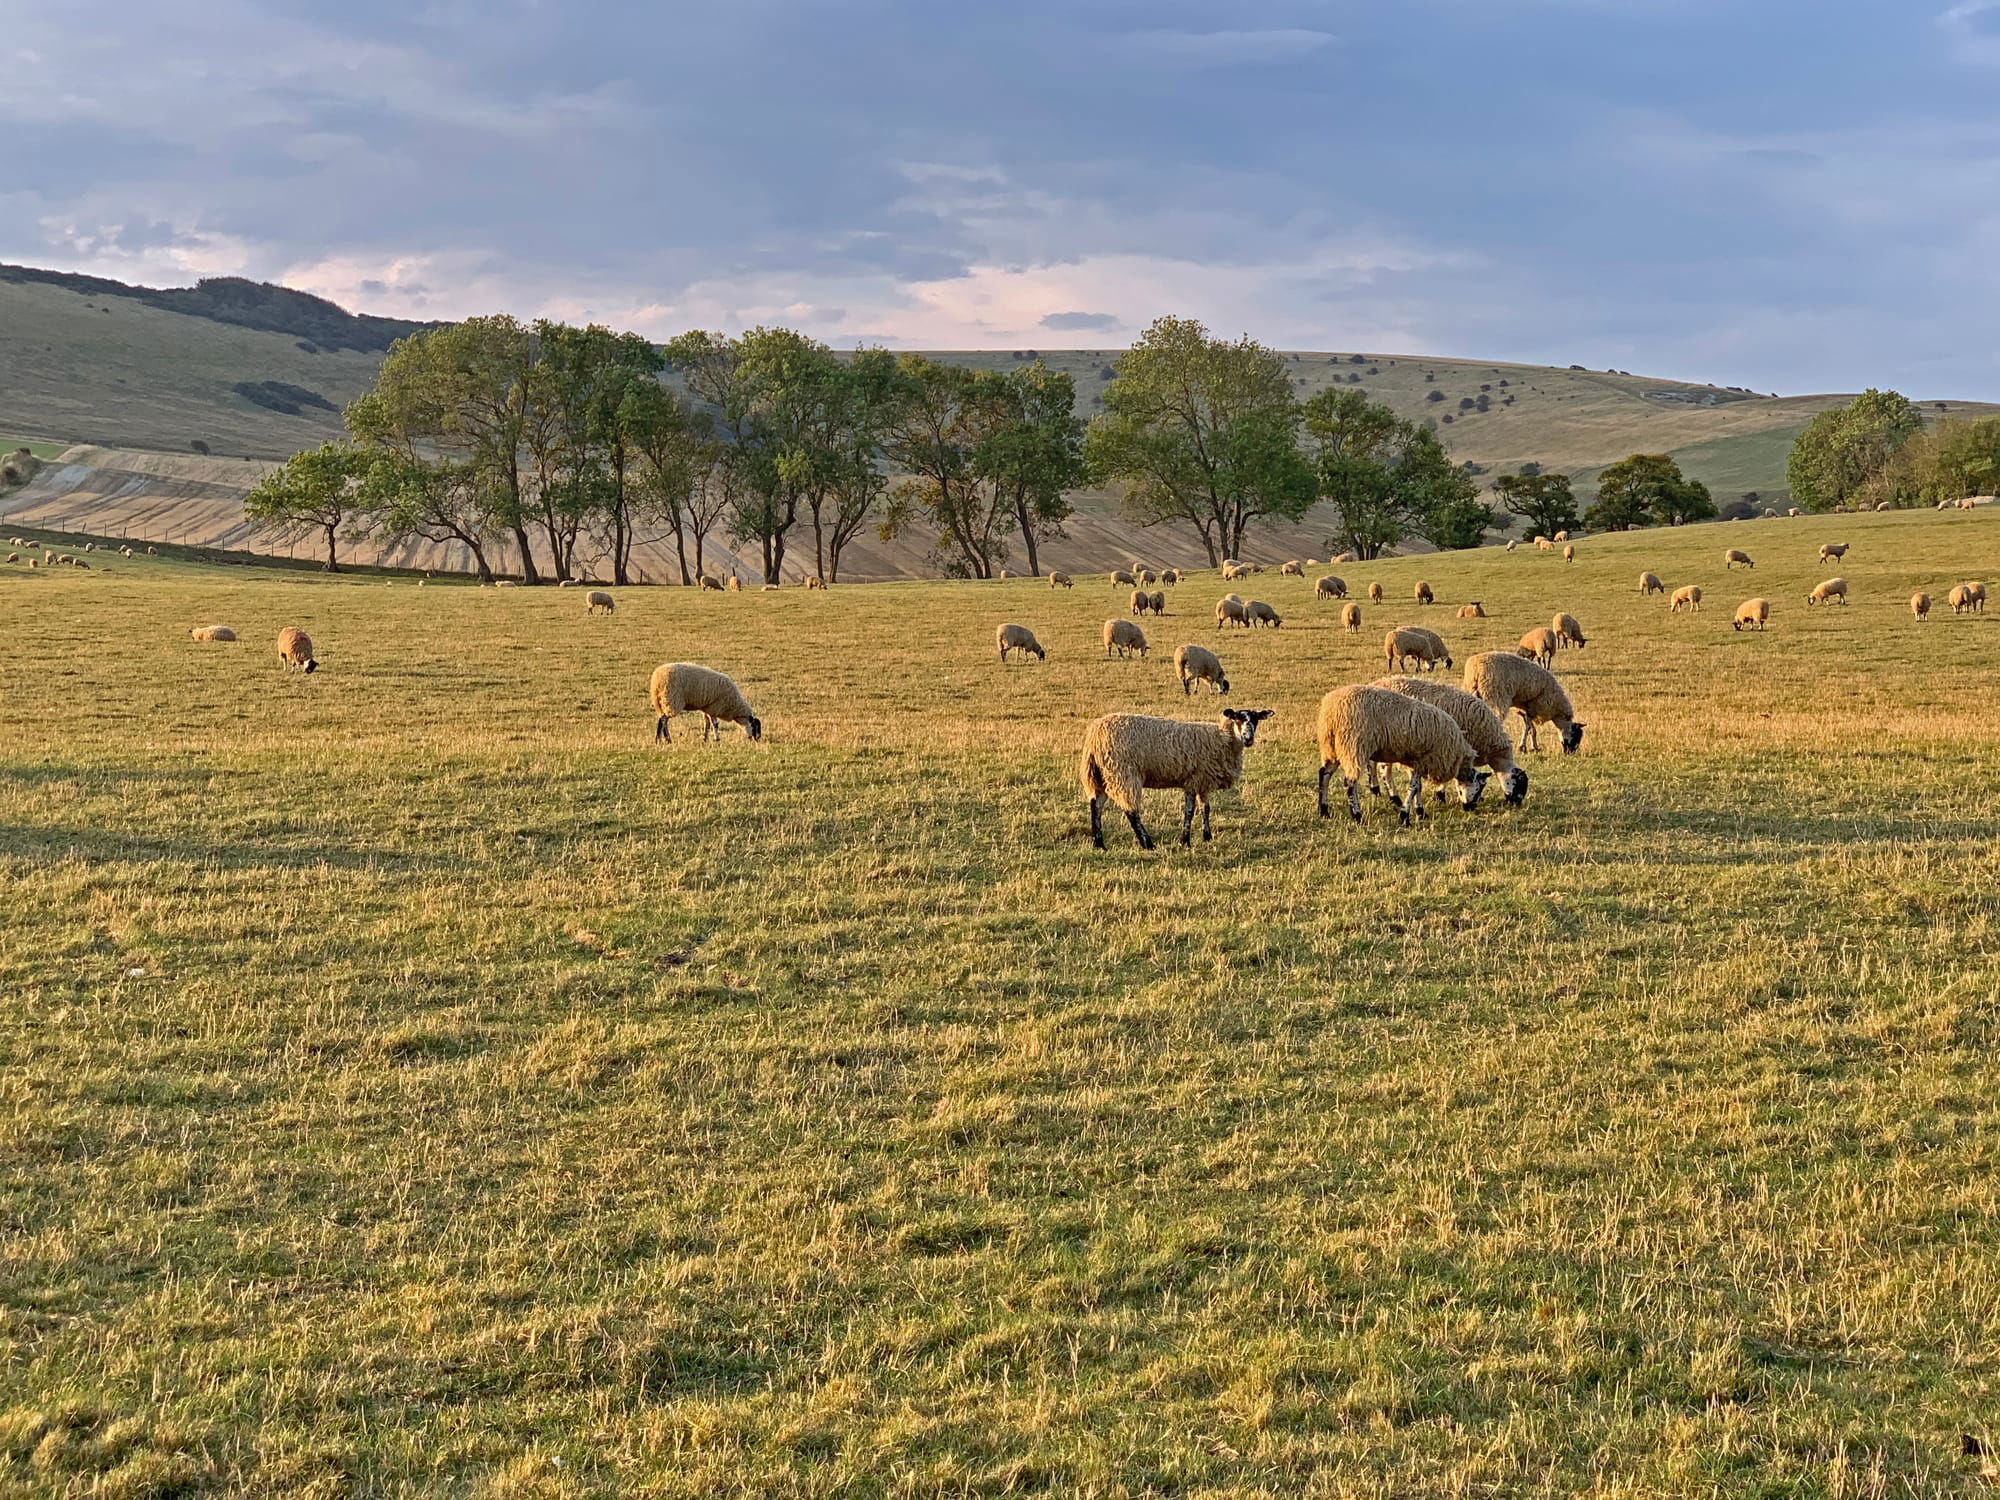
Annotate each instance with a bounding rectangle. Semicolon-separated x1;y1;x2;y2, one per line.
1788;387;2000;511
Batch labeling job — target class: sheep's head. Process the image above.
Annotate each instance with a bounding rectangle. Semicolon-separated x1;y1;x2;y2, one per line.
1456;764;1489;809
1559;721;1585;754
744;715;764;742
1222;708;1273;746
1501;767;1529;806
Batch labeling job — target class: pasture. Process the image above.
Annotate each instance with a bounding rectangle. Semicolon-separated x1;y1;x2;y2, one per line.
2;509;1997;1497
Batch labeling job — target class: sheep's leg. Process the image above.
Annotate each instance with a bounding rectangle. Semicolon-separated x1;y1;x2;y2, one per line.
1088;795;1105;850
1200;794;1213;842
1180;790;1197;848
1401;776;1423;826
1181;674;1191;695
1126;808;1154;850
1345;778;1363;823
655;714;671;744
1317;762;1334;817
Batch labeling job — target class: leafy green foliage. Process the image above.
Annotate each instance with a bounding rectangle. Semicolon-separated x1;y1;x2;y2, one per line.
1587;453;1715;530
1492;472;1579;539
1785;389;1922;513
1857;415;2000;509
1303;389;1491;557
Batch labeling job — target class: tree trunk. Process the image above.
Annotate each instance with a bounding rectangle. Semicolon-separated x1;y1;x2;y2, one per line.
811;501;826;582
1013;495;1040;576
510;523;538;585
673;524;691;585
323;521;340;573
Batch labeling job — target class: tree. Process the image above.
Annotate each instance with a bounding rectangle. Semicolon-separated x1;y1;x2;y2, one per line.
1586;453;1714;530
663;329;772;583
1399;426;1494;549
623;379;716;585
1492;471;1579;538
1786;389;1922;512
353;448;500;582
1301;387;1407;559
539;321;665;584
244;441;371;571
1084;316;1314;564
982;361;1086;578
1857;416;2000;509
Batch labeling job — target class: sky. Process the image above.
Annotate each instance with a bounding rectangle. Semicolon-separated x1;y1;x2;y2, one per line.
6;0;2000;396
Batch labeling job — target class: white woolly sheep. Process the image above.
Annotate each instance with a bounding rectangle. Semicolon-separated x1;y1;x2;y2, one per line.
1732;598;1770;632
1280;560;1303;576
649;662;762;743
1535;537;1553;552
1725;549;1754;569
276;626;317;673
1948;582;1985;614
1639;571;1665;595
1562;544;1575;563
1506;539;1519;553
1670;584;1703;613
1385;626;1451;673
997;623;1046;662
1413;580;1434;604
1048;571;1072;589
1463;651;1585;754
1367;582;1384;603
1137;568;1157;585
1370;675;1528;806
1174;643;1229;696
1161;569;1182;585
1148;590;1167;614
1457;602;1486;619
1315;685;1486;825
586;589;615;614
1819;542;1849;563
1554;530;1569;543
1911;591;1931;621
1245;599;1282;628
1518;626;1558;667
1112;568;1138;587
806;575;827;589
1103;618;1149;658
727;575;742;592
1340;601;1362;632
1129;588;1151;616
1553;611;1587;650
1080;708;1273;849
4;553;14;564
1806;577;1848;606
190;625;237;643
1215;593;1249;629
1335;552;1354;564
1787;507;1801;517
699;575;724;591
1315;575;1348;600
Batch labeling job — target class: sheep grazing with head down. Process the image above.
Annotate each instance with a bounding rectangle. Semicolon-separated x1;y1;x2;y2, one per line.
1807;577;1848;606
1553;611;1587;650
699;575;724;592
649;662;762;743
1215;593;1249;629
1518;627;1557;668
1160;569;1182;586
1174;643;1229;696
1112;568;1138;587
1563;544;1575;563
1385;626;1451;673
1315;685;1487;825
1464;651;1585;754
1367;582;1384;603
1911;591;1932;621
586;589;615;614
806;575;827;589
1341;601;1362;632
997;623;1046;662
1371;675;1529;806
1506;540;1519;553
1245;600;1282;628
1413;580;1434;605
1639;571;1665;595
1103;618;1149;658
1129;588;1152;616
276;626;317;673
1080;708;1273;849
1048;571;1072;589
1280;560;1303;576
1554;530;1570;543
1136;567;1157;585
1819;542;1850;563
1315;575;1347;600
1725;548;1754;570
1670;584;1703;613
1732;597;1770;632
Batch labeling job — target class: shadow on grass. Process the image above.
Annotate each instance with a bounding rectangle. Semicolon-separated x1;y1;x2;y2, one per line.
0;823;442;875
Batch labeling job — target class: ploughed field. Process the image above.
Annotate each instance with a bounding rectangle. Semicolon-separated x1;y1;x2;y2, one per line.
1;508;1997;1497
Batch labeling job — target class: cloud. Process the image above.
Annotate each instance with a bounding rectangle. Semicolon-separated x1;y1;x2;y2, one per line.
1040;311;1123;332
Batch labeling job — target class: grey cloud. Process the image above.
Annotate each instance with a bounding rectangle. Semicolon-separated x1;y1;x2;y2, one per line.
1041;311;1123;331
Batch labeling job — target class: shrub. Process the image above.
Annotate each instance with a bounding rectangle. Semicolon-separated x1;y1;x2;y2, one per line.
1458;397;1475;410
190;440;210;454
1426;390;1445;403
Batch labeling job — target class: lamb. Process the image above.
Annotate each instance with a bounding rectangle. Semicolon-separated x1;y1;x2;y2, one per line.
1370;675;1529;806
699;575;725;591
1112;568;1138;587
1562;544;1575;563
276;626;317;673
1457;602;1486;619
1048;571;1072;589
1215;593;1250;629
1280;560;1303;576
650;662;762;743
1732;597;1770;631
1670;585;1703;613
1341;601;1362;631
1518;626;1558;667
189;625;237;643
1174;643;1229;695
1385;626;1451;673
1553;611;1587;650
1639;571;1665;595
1911;591;1931;621
1314;575;1348;600
1806;577;1848;606
1103;618;1149;658
1819;542;1850;563
1367;582;1384;603
1314;685;1486;825
1080;708;1273;848
1463;651;1585;753
1413;580;1434;604
586;589;615;614
1725;549;1754;569
1244;600;1282;628
997;623;1046;662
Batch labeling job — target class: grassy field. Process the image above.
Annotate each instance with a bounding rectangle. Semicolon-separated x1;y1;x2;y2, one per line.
2;509;1998;1496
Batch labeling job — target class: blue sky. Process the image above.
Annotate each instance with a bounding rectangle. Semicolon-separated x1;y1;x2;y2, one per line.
7;0;2000;395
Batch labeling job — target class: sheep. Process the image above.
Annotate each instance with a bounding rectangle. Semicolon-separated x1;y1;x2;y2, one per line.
1876;502;1891;511
997;623;1047;662
1554;530;1569;543
1949;582;1986;614
1506;539;1519;553
1457;602;1486;619
1340;601;1362;632
1112;568;1138;587
1080;708;1273;849
3;553;13;564
1314;685;1487;825
1161;569;1182;585
1967;581;1988;611
649;662;762;743
1806;577;1848;606
1335;552;1354;564
1367;582;1384;603
586;589;615;614
727;575;742;592
1215;593;1250;629
1787;507;1801;517
1911;591;1932;621
1370;675;1529;806
1553;611;1587;650
1732;597;1770;632
1048;571;1072;589
1129;588;1151;616
1103;618;1149;658
1314;575;1348;600
699;575;724;591
1562;544;1575;563
1518;626;1558;667
1725;549;1753;569
1280;559;1303;576
1819;542;1850;563
1464;651;1584;754
1670;585;1703;613
1174;643;1229;695
1220;563;1249;582
1244;599;1282;628
805;575;826;589
1385;626;1451;673
189;625;237;643
1137;568;1157;585
1413;580;1434;604
276;626;318;674
146;545;157;555
1535;537;1553;552
1639;571;1665;595
1148;590;1167;615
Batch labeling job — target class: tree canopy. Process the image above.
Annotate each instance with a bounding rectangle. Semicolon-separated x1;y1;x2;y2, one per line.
1586;453;1715;530
1491;471;1579;539
1786;389;1922;513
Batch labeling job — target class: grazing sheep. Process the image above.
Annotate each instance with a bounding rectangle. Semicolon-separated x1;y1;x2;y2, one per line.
1725;549;1754;569
1280;560;1303;576
1911;591;1932;621
650;662;762;743
1048;571;1072;588
1314;685;1486;825
1314;575;1348;600
997;623;1047;662
1174;643;1229;696
1876;502;1891;511
1161;569;1182;585
1518;626;1558;667
1819;542;1850;563
1639;571;1665;595
1136;568;1157;585
1457;602;1486;619
276;626;317;673
806;575;826;589
1463;651;1584;754
1968;581;1988;611
1103;618;1149;658
1215;593;1250;629
1148;590;1167;614
1535;537;1553;552
1732;598;1770;632
699;575;724;592
1385;626;1451;673
1340;601;1362;632
1553;611;1587;650
1413;580;1434;604
146;545;157;554
1506;540;1519;553
189;625;237;643
1787;507;1801;517
1806;577;1848;606
1080;708;1273;849
1670;585;1704;613
1554;530;1569;543
1562;544;1575;563
1367;582;1384;603
1335;552;1354;564
727;575;742;592
586;589;615;614
1129;588;1151;616
4;553;13;564
1371;675;1529;805
1245;599;1282;628
1112;568;1138;587
1949;582;1986;614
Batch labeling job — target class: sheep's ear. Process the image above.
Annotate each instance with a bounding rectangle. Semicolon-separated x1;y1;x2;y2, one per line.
1222;708;1245;723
